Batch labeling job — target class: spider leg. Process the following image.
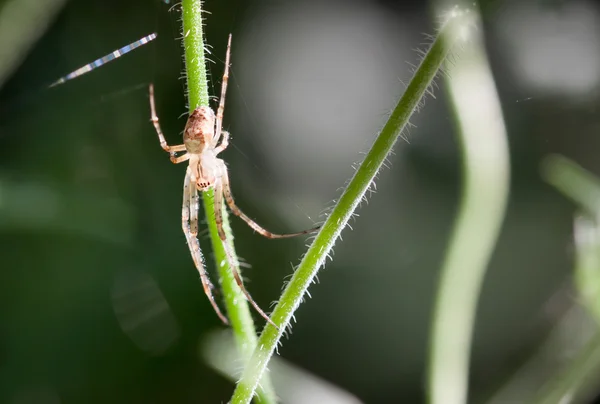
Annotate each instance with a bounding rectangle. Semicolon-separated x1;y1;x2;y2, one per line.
214;130;229;155
182;168;229;325
213;178;227;241
149;84;187;156
171;153;190;164
214;177;280;330
190;181;199;237
213;34;231;146
219;160;320;238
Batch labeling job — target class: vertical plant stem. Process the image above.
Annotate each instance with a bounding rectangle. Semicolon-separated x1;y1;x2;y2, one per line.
231;9;473;404
180;1;277;403
427;4;509;404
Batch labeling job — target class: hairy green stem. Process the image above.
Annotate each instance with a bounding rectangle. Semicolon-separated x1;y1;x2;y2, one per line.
427;6;509;404
230;9;473;404
181;1;277;403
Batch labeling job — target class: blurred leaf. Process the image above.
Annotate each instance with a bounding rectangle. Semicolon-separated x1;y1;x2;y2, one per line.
542;155;600;217
0;177;134;244
0;0;67;88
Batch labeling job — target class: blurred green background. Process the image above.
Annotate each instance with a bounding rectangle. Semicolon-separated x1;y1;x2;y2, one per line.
1;0;599;402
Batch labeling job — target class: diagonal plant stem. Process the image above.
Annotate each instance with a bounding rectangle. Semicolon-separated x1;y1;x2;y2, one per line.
230;8;474;404
181;1;277;403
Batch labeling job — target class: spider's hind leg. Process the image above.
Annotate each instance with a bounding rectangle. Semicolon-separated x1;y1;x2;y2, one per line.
182;169;229;325
219;161;320;239
213;177;280;330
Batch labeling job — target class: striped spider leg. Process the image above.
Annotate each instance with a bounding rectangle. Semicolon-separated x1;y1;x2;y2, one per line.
49;33;157;88
149;35;319;328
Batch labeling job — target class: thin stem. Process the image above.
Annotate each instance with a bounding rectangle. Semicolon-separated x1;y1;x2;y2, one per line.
180;1;277;403
427;5;509;404
231;9;474;404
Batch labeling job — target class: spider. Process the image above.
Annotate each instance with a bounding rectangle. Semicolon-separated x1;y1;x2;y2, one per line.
148;34;319;328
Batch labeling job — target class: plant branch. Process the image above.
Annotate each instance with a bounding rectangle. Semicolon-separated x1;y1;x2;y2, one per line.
181;1;277;403
230;8;474;404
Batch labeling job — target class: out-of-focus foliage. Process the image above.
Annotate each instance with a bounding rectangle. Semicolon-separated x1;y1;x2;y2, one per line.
1;0;600;403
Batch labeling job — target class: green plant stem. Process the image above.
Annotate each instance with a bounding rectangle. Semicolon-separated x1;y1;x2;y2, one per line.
230;9;473;404
427;5;509;404
181;1;277;403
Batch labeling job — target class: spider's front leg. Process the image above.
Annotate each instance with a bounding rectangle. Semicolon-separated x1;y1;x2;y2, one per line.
149;84;190;164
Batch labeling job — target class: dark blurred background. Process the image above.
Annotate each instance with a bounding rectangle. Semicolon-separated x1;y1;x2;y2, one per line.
1;0;600;402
